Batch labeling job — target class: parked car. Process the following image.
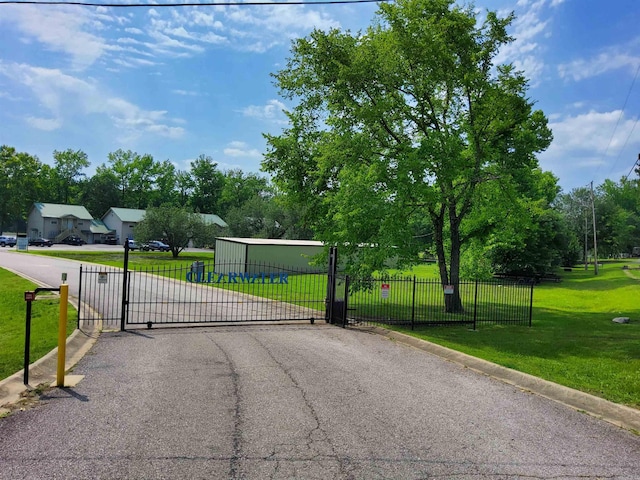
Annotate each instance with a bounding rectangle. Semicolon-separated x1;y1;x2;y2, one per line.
61;235;85;246
125;239;139;250
0;235;17;247
29;237;53;247
142;240;170;252
104;235;117;245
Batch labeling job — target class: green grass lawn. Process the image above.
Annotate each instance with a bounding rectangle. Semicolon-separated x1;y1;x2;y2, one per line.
0;268;76;380
9;250;640;408
391;262;640;407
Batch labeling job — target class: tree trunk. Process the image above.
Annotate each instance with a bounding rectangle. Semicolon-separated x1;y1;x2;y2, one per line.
445;215;464;314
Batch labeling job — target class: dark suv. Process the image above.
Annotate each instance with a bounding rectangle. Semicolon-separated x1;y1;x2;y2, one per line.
62;235;85;246
29;237;53;247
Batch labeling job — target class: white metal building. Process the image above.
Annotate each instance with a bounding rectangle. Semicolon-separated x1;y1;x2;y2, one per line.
214;237;325;273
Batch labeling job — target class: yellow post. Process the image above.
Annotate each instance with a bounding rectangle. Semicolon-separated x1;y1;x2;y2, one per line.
57;284;69;387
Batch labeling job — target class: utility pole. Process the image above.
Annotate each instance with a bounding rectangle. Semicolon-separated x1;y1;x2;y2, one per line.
590;181;599;275
584;212;588;271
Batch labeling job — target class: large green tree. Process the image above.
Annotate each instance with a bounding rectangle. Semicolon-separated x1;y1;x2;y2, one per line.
0;146;47;233
134;205;213;258
107;149;158;209
190;155;225;215
79;166;121;218
52;149;90;204
263;0;552;311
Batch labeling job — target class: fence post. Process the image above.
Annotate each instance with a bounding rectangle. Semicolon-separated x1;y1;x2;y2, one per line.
326;246;338;324
473;280;479;330
528;281;534;327
23;293;34;385
77;265;83;329
120;240;130;331
411;275;416;330
343;275;350;328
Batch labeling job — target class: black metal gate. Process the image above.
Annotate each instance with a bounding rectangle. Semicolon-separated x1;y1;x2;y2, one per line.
126;260;328;328
78;258;329;330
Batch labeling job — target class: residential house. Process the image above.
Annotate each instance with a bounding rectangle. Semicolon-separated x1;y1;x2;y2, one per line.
101;207;146;243
27;203;98;243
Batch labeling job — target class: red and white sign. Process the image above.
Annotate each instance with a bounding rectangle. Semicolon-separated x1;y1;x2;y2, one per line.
381;283;390;299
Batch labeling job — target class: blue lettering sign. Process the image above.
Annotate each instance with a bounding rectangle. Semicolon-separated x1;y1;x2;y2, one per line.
186;271;291;284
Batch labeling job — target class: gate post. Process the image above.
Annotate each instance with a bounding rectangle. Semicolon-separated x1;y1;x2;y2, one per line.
342;275;350;328
120;240;130;331
326;246;338;323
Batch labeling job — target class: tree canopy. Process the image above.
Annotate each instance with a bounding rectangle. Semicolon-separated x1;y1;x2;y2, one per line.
134;205;222;258
264;0;552;311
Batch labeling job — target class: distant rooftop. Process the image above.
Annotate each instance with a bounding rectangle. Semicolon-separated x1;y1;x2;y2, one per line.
104;207;146;223
216;237;323;247
32;203;93;220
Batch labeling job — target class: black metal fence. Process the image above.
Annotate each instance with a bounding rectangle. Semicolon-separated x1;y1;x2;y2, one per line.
78;246;533;330
125;260;328;327
331;275;533;329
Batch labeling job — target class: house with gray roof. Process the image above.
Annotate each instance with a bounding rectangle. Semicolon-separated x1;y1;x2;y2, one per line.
27;203;104;244
198;213;228;228
101;207;146;244
102;208;228;245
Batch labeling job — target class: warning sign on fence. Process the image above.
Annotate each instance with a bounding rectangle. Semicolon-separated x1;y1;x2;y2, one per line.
98;272;108;284
443;285;454;295
381;283;390;299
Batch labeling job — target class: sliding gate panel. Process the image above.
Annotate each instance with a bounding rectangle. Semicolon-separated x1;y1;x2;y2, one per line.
78;265;125;330
125;260;328;327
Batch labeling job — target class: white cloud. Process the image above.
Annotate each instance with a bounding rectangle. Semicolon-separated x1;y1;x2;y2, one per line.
241;99;288;125
173;89;199;96
496;0;563;85
0;62;185;140
224;141;262;159
558;43;640;81
538;109;640;188
0;5;107;70
26;116;63;131
546;110;635;155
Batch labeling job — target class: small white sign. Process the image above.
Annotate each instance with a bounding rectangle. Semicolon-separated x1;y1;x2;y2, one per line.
98;272;108;284
444;285;454;295
381;283;390;299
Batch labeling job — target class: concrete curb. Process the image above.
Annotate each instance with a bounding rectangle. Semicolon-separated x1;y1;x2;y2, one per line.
0;322;100;416
357;326;640;433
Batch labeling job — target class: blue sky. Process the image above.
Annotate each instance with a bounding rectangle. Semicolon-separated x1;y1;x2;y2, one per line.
1;0;639;193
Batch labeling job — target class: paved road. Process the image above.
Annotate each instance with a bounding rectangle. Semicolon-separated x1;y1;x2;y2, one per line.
1;250;640;478
1;325;640;479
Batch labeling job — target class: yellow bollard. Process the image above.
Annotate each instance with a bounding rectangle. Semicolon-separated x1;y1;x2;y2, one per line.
57;284;69;387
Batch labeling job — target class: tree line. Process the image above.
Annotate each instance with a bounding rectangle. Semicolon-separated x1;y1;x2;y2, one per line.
3;0;640;288
0;145;312;241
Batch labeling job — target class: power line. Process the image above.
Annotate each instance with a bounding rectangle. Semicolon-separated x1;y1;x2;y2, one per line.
603;62;640;179
623;153;640;182
1;0;388;6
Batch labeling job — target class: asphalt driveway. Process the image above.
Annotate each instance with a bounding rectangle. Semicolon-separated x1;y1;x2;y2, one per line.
1;323;639;479
1;249;639;478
